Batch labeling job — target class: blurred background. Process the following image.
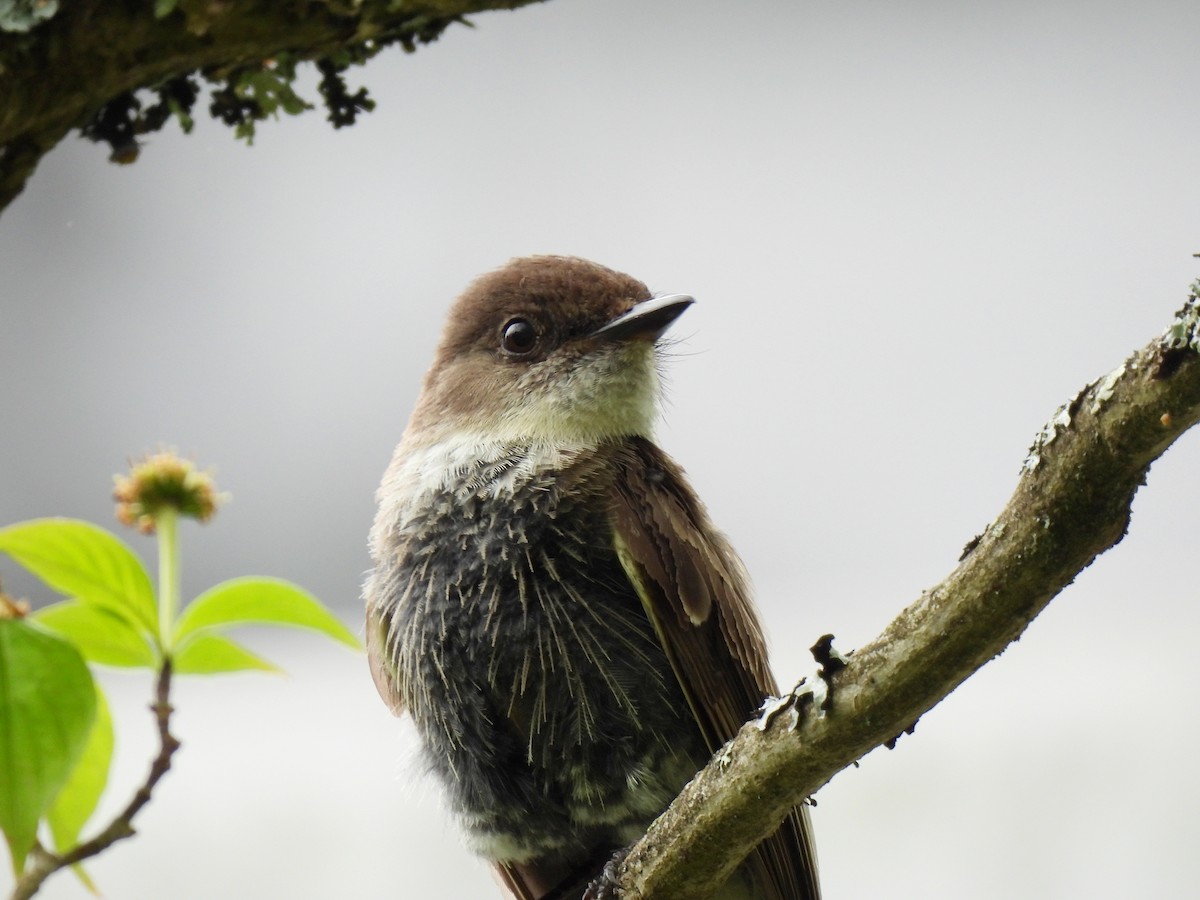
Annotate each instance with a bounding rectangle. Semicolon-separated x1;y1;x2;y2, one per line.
3;1;1200;896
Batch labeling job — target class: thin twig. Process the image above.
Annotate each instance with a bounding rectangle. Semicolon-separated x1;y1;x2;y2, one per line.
10;659;180;900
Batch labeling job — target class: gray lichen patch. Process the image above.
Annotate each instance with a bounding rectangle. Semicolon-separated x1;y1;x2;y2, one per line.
1022;396;1078;473
1161;280;1200;354
1089;362;1127;415
0;0;59;33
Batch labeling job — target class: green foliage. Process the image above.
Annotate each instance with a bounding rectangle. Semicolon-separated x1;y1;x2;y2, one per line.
0;492;359;886
78;11;466;159
34;600;157;668
0;519;159;638
173;632;279;675
47;685;114;864
210;59;314;145
0;619;96;873
168;576;359;672
175;577;359;650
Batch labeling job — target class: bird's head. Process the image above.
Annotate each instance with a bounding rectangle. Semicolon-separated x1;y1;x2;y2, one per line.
406;255;693;447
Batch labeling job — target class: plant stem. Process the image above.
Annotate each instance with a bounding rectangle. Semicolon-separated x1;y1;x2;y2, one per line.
157;507;180;651
8;660;180;900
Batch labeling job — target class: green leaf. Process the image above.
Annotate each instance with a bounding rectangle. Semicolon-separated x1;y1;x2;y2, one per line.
172;633;279;675
234;120;256;144
35;600;157;669
47;682;113;857
67;861;99;895
167;96;195;134
153;0;178;18
241;69;314;118
0;619;96;874
0;519;158;635
174;577;359;650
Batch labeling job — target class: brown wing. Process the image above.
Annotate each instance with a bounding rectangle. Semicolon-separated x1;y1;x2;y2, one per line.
365;589;406;715
492;857;605;900
608;436;821;900
492;862;540;900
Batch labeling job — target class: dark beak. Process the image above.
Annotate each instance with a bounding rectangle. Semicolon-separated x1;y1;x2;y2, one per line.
589;294;694;343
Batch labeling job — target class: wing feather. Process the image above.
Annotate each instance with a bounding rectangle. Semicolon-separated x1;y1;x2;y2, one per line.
609;437;820;900
365;602;406;715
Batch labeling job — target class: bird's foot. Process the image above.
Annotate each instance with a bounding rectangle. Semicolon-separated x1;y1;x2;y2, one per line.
581;846;630;900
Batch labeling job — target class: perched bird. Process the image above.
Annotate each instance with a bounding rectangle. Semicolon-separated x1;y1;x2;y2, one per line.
365;256;820;899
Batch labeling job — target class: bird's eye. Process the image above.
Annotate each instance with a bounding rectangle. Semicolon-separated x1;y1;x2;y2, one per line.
501;318;538;355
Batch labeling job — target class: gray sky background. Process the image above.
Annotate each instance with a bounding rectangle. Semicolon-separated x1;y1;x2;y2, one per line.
3;1;1200;897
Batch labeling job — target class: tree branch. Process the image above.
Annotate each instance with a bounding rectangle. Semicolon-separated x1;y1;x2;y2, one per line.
0;0;545;215
614;282;1200;899
10;660;180;900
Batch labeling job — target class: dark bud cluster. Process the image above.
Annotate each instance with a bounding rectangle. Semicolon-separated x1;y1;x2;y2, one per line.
316;58;376;129
80;77;199;163
208;84;263;130
77;13;467;162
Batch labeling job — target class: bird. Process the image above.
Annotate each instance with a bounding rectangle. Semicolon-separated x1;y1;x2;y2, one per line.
364;255;820;899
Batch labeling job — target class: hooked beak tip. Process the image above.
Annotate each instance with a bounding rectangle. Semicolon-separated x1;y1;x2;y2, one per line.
590;294;694;343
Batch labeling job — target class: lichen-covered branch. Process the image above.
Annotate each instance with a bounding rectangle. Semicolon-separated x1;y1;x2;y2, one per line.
613;283;1200;899
0;0;545;214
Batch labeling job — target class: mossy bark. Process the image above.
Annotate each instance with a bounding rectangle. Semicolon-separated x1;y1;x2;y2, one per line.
0;0;544;214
